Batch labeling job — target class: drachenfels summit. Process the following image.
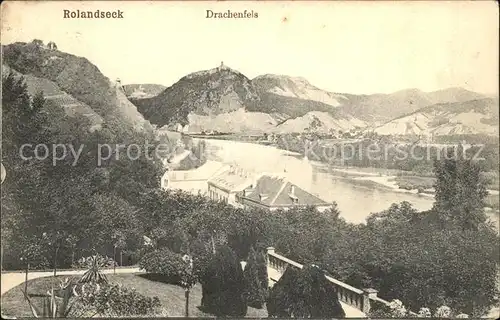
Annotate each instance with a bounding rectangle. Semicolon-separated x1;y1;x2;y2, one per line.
206;10;258;19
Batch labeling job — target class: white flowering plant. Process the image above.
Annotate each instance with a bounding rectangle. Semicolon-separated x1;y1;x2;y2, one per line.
417;307;431;318
434;305;452;318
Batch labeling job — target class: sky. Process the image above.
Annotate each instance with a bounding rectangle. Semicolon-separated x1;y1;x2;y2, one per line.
2;1;498;95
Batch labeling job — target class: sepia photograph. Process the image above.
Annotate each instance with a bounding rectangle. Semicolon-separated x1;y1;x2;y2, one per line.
1;1;499;318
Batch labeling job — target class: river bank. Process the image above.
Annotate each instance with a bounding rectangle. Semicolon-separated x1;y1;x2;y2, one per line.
201;138;499;225
311;162;499;206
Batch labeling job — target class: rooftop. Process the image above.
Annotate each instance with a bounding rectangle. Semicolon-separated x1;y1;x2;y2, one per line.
239;175;329;207
208;166;254;192
167;160;228;181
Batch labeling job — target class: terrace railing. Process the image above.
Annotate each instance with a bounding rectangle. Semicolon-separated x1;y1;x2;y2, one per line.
266;247;389;315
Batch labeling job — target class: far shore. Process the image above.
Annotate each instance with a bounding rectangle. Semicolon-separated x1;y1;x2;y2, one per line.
311;161;500;200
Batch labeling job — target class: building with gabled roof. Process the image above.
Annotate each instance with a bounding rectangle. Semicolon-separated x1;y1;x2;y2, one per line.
162;160;229;195
207;165;255;206
236;174;333;212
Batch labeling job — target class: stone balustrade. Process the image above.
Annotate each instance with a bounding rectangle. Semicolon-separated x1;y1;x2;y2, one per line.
266;247;390;315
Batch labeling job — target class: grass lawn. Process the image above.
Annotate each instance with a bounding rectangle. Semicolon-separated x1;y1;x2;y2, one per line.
1;273;268;318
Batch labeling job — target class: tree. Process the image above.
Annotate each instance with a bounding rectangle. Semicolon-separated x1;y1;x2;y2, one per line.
267;264;345;318
31;90;45;113
353;202;499;316
139;248;197;316
267;266;299;317
243;247;268;308
31;39;44;47
433;153;488;230
200;245;247;316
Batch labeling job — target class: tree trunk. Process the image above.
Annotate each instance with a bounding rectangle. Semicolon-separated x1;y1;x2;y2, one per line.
120;250;123;267
24;263;30;297
185;289;190;317
211;233;216;254
113;246;116;274
53;246;59;277
71;250;75;267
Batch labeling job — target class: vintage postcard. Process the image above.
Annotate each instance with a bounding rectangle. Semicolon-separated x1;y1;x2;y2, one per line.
1;1;499;318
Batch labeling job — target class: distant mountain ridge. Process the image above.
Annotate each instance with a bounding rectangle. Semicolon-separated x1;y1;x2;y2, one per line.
373;97;499;137
6;41;490;137
337;87;488;123
129;64;368;133
128;63;492;135
253;74;348;107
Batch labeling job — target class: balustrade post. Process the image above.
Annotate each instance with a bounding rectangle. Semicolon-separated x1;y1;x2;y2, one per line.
266;247;275;267
362;288;378;314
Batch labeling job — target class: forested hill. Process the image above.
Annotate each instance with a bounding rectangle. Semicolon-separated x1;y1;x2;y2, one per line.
130;64;262;127
2;40;154;133
1;41;168;271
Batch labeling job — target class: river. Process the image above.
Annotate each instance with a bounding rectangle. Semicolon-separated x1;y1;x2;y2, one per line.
201;139;435;224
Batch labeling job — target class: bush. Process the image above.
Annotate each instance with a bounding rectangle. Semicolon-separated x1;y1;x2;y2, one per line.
200;246;247;316
71;282;161;317
267;265;345;318
73;254;116;269
79;254;113;284
243;247;268;309
139;248;195;286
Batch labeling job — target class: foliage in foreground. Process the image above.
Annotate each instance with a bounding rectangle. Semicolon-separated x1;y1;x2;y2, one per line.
267;265;345;318
243;247;268;309
200;245;247;316
21;278;75;318
139;248;196;287
72;282;162;317
369;299;471;318
3;73;499;317
79;254;109;284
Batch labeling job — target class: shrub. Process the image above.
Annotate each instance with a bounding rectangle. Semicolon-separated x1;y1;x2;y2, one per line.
71;282;161;317
200;245;247;316
79;254;112;284
243;247;268;309
139;248;196;286
73;254;116;269
434;305;452;318
267;265;345;318
21;278;76;318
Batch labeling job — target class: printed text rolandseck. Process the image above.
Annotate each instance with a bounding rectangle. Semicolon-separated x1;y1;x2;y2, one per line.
63;9;124;19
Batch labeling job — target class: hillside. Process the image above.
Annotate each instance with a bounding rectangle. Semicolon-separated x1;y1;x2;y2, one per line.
130;64;261;127
2;41;153;133
426;87;486;104
274;111;367;134
339;87;488;122
253;74;348;108
123;84;166;99
249;91;340;119
373;98;499;136
2;64;103;132
187;108;278;133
